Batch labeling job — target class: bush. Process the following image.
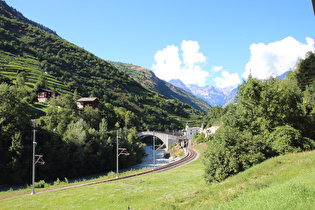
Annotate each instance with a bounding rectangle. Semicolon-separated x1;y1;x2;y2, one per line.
192;132;207;143
267;125;315;155
203;126;266;183
35;180;48;188
54;178;61;186
107;171;116;179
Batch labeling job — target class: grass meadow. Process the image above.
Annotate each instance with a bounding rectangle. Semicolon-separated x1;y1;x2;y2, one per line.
0;144;314;209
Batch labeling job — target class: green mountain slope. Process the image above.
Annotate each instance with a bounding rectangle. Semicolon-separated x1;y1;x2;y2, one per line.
0;1;204;130
0;1;58;36
0;1;207;185
109;61;211;113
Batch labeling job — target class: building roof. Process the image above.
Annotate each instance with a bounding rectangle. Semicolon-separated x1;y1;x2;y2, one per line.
37;88;55;93
77;97;99;102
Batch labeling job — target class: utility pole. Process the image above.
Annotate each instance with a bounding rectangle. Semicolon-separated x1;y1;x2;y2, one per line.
116;130;119;178
173;130;175;161
116;130;129;179
153;130;155;170
31;129;36;195
186;129;188;149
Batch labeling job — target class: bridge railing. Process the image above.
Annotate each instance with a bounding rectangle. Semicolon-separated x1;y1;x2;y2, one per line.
138;130;184;137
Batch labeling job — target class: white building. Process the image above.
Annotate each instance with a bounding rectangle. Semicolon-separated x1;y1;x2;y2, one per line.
185;123;200;139
184;123;221;140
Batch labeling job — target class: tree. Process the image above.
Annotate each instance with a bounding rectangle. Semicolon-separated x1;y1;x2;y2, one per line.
73;89;80;101
82;105;100;129
203;73;314;184
236;76;303;134
295;51;315;91
15;73;25;88
0;74;12;85
299;85;315;139
63;119;87;146
267;125;315;155
60;94;77;110
203;106;224;128
0;83;31;184
124;110;139;129
203;126;266;183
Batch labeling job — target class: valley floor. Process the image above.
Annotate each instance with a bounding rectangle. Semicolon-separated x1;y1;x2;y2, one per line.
0;144;314;209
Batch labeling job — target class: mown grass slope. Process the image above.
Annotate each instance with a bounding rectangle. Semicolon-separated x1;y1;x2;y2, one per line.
0;144;313;209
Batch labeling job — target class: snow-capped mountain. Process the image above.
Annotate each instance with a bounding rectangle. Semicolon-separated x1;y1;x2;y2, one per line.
169;70;291;107
168;79;192;93
187;84;238;107
169;80;238;107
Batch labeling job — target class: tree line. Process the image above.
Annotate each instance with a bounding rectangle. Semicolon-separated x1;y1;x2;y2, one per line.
0;5;206;185
199;52;315;183
0;76;146;185
0;11;204;131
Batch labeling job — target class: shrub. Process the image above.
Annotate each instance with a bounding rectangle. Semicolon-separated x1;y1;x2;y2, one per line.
35;180;46;188
267;125;315;155
107;171;116;179
54;178;61;186
192;132;207;143
203;126;266;183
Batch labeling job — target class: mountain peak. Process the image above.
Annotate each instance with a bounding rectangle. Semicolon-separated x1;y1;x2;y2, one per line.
168;79;191;93
169;82;238;107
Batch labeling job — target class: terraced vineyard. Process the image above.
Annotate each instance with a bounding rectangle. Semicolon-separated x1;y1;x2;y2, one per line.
0;50;69;93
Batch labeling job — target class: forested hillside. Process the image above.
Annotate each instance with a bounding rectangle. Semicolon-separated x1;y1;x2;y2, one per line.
0;1;204;185
199;52;315;183
0;1;204;129
109;61;211;113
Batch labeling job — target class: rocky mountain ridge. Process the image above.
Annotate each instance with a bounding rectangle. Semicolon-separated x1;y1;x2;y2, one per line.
169;79;238;107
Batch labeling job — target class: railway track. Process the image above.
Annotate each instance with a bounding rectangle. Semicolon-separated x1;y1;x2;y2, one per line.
40;148;199;192
72;148;199;184
1;148;199;200
153;148;199;172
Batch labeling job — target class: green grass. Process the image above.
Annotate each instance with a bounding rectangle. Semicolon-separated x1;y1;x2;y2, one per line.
0;144;314;209
214;172;314;209
28;103;50;118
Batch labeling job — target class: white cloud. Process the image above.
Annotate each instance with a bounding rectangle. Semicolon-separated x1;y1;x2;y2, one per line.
152;40;209;86
151;45;182;82
214;70;241;88
181;40;206;69
211;66;223;72
243;36;315;79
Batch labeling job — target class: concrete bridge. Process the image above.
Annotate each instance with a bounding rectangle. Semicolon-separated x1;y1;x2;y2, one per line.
138;131;181;149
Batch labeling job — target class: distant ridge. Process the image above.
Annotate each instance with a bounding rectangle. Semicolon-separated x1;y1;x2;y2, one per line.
277;70;291;80
108;62;211;113
167;79;238;107
168;79;192;93
169;70;292;107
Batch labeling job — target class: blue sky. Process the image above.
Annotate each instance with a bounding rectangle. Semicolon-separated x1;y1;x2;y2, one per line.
5;0;315;88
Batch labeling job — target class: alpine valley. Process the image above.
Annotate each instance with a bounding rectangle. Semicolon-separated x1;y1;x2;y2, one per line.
109;62;239;109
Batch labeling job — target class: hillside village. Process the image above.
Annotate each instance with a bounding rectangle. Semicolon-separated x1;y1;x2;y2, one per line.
37;88;99;110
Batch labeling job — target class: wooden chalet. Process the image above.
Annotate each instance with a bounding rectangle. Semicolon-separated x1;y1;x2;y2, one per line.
76;97;99;110
37;88;56;102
